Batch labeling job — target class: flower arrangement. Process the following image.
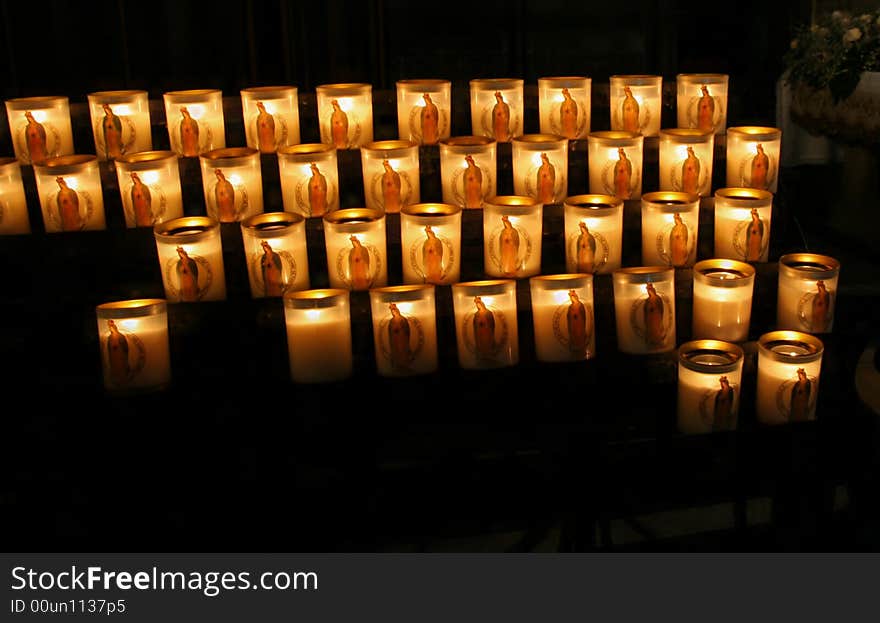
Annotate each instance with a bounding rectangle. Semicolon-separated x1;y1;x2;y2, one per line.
784;9;880;144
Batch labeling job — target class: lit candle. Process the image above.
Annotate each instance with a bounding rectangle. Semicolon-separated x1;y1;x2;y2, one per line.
612;267;677;354
563;194;624;274
395;79;451;145
658;129;714;196
163;89;226;157
283;289;353;383
240;211;310;298
777;253;841;334
641;191;701;268
277;143;339;218
153;216;227;302
713;187;774;263
756;331;824;425
323;208;388;291
5;95;74;165
199;147;263;223
511;134;568;204
529;273;596;362
451;279;519;369
369;284;439;377
114;151;184;228
483;195;543;279
438;136;497;209
677;339;744;434
587;131;644;200
86;90;152;161
95;298;171;394
726;126;782;193
676;73;729;135
0;157;31;235
33;155;106;232
537;76;591;140
360;140;420;214
469;78;524;142
315;83;373;149
609;75;663;137
400;203;462;285
240;85;301;153
692;259;755;342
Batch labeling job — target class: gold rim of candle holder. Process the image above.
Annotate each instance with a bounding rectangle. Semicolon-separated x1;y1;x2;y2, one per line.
361;140;418;156
396;79;450;89
87;90;149;103
154;216;219;243
564;194;624;212
323;208;384;226
96;298;168;319
5;95;68;108
0;156;21;169
588;131;643;145
609;74;662;85
758;330;824;364
277;143;336;158
163;89;223;101
469;78;523;90
240;86;298;97
678;339;744;373
484;195;542;209
778;253;840;281
676;73;729;84
613;266;675;284
439;136;496;150
401;202;462;218
538;76;591;85
315;83;372;95
512;133;568;146
659;128;715;142
641;191;701;209
693;259;756;287
452;279;516;296
714;187;774;205
284;288;349;309
115;150;178;169
370;284;436;302
34;154;98;174
241;211;304;235
727;126;781;141
529;273;593;290
200;147;260;164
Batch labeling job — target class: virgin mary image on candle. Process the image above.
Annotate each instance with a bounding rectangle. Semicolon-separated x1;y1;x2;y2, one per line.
631;282;672;349
491;215;528;277
797;279;834;333
53;176;92;232
340;234;380;291
658;212;695;268
372;159;408;213
96;104;137;161
605;147;638;200
20;111;60;165
732;207;768;262
700;375;738;432
550;289;593;359
103;320;146;388
571;221;609;274
210;168;247;222
252;240;296;298
776;367;818;422
166;246;212;302
739;143;776;191
465;296;508;363
379;303;424;373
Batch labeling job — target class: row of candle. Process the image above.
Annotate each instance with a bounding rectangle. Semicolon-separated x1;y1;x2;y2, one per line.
95;291;825;433
0;123;781;236
3;74;727;164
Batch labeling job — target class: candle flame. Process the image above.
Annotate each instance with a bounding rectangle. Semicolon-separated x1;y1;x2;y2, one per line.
551;289;572;305
393;302;413;314
336;98;353;112
140;171;160;185
31;110;48;123
304;309;323;321
228;173;243;186
186;105;206;120
113;104;133;116
64;178;79;190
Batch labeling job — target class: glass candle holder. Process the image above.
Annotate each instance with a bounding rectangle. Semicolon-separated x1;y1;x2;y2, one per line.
0;157;31;235
658;129;714;196
692;259;756;342
369;284;439;377
726;126;782;193
95;299;171;394
5;96;74;166
396;79;451;145
438;136;497;209
676;74;729;135
538;76;591;140
86;90;152;161
563;194;624;275
323;208;388;291
277;143;339;218
469;78;524;142
114;151;184;228
529;273;596;362
360;140;420;214
511;134;568;204
154;216;227;302
451;279;519;369
677;339;744;434
283;289;352;384
483;195;543;279
163;89;226;157
609;75;662;137
400;203;462;285
713;187;774;263
777;253;841;334
199;147;263;223
613;266;676;354
640;191;701;268
33;155;106;232
587;131;644;200
240;85;301;153
757;331;824;425
315;83;373;149
240;211;310;298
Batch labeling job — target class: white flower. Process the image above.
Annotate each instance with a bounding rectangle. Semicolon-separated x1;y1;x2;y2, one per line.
843;27;862;43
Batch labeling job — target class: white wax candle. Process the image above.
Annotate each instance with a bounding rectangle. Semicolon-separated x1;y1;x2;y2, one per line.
777;254;840;333
641;192;700;268
241;212;310;298
154;218;227;302
677;343;743;435
483;197;543;279
115;151;184;228
610;75;662;137
676;74;729;135
370;287;438;377
587;133;644;200
511;135;568;204
713;188;774;263
0;158;31;235
396;80;451;145
469;79;524;142
726;127;782;193
692;261;755;342
563;195;624;275
538;77;591;140
360;141;420;214
439;137;497;209
756;332;824;425
277;144;340;218
452;282;519;369
613;268;676;354
200;148;263;223
5;96;75;165
96;299;171;394
240;87;301;153
658;130;714;196
323;209;388;291
34;156;106;232
316;84;374;149
163;90;226;157
400;204;462;285
286;311;353;383
530;276;595;362
87;91;152;161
